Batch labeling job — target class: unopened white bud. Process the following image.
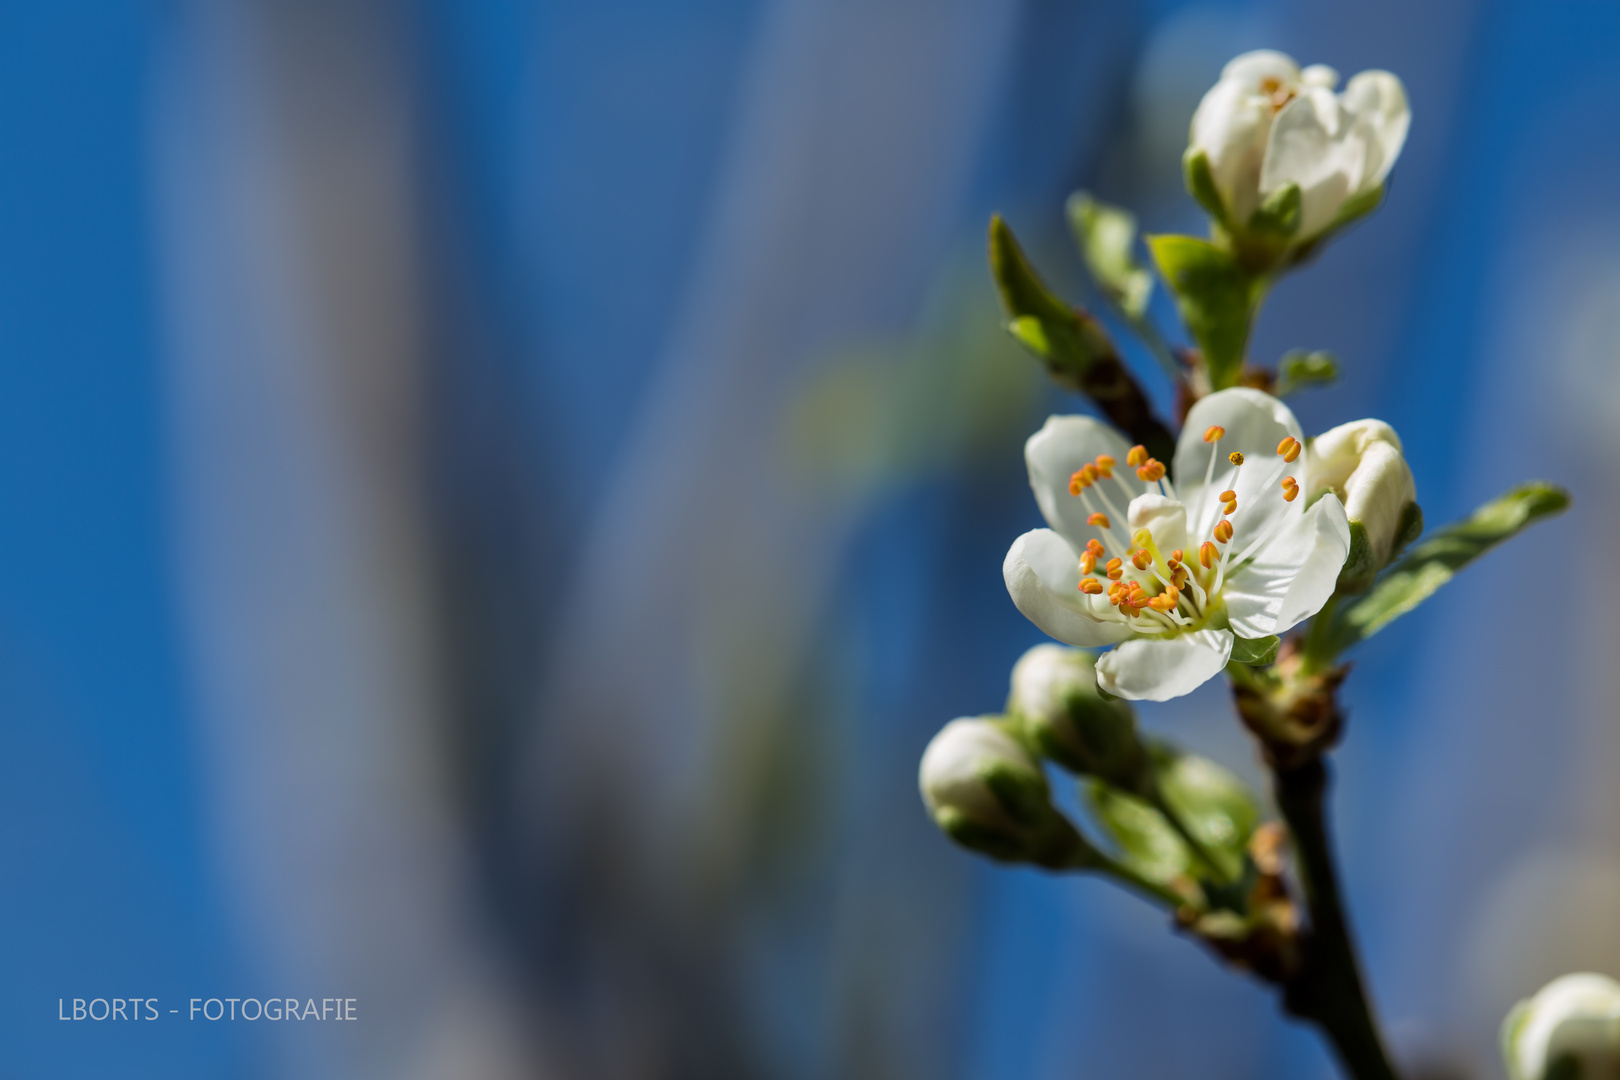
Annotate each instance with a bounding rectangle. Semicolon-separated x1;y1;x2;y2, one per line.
919;717;1083;866
1306;419;1419;590
1008;645;1144;788
1502;973;1620;1080
1188;50;1408;246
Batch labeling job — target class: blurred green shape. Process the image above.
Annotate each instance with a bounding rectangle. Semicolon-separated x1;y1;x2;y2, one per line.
1146;233;1259;390
1065;192;1153;320
1318;481;1570;657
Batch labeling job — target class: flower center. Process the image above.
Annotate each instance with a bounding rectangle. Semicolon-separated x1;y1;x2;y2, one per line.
1258;75;1298;113
1066;430;1304;637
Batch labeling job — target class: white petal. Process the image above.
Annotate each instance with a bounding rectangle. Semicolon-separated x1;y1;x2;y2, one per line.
1174;387;1306;541
1224;494;1350;638
1004;529;1132;648
1025;414;1135;551
1307;419;1414;565
1220;50;1301;86
1095;630;1234;702
1301;64;1339;89
1261;87;1360;238
1190;78;1274;226
1342;70;1410;192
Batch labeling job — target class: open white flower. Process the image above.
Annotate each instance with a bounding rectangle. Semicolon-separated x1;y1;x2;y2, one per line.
1191;50;1409;241
1003;388;1350;701
1502;972;1620;1080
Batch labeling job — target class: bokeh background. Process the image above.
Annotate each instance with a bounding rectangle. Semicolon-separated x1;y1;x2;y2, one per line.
3;1;1618;1077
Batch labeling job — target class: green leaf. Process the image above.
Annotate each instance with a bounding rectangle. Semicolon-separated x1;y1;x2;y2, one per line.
1066;192;1153;319
1086;781;1190;888
988;214;1116;385
1182;148;1229;228
1274;349;1338;396
1148;742;1260;883
1086;743;1262;887
1229;634;1280;666
1146;234;1257;390
1321;482;1570;655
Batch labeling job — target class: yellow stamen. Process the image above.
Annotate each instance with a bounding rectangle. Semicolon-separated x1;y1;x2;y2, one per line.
1214;519;1234;544
1095;454;1115;478
1203;425;1225;443
1229;451;1245;466
1131;549;1152;571
1126;445;1148;467
1223;500;1238;516
1087;512;1110;528
1199;541;1218;568
1283;486;1300;503
1218;489;1237;502
1136;459;1166;482
1079;578;1104;595
1106;557;1124;580
1277;436;1302;463
1079;552;1097;575
1170;548;1184;564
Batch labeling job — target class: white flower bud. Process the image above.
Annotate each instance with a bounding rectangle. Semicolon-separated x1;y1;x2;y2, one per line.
919;717;1081;866
1007;645;1144;788
1189;50;1409;243
1306;419;1419;590
1502;973;1620;1080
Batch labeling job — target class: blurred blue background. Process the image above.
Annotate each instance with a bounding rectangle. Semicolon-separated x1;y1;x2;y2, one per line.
2;1;1618;1077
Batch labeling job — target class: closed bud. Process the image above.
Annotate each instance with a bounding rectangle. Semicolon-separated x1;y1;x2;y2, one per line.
1188;51;1408;258
1502;973;1620;1080
1306;419;1420;591
1007;645;1146;791
918;716;1090;868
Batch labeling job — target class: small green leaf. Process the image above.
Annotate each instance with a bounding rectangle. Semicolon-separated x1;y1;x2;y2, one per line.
1247;182;1302;241
1274;349;1338;396
1066;192;1153;320
1087;743;1262;887
1322;482;1570;655
988;214;1115;381
1229;634;1281;666
1149;742;1260;883
1086;781;1190;888
1146;234;1258;389
1182;147;1229;228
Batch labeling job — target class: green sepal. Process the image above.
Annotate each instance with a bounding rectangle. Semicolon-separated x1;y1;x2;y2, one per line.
1246;182;1302;242
1182;147;1230;229
1065;192;1153;320
1085;781;1191;889
1146;234;1258;389
934;806;1025;862
988;214;1115;385
1320;482;1570;656
1229;634;1281;666
980;760;1050;828
1274;349;1338;396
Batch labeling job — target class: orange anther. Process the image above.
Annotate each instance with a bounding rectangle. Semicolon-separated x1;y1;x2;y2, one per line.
1106;557;1124;580
1131;549;1152;571
1223;500;1238;516
1079;578;1104;595
1068;471;1087;495
1095;454;1116;477
1203;425;1226;443
1126;445;1148;467
1199;541;1218;568
1277;436;1301;463
1229;451;1245;466
1283;485;1300;502
1136;459;1166;482
1087;512;1110;528
1079;552;1097;575
1085;538;1105;557
1170;549;1184;564
1219;489;1237;502
1214;519;1234;544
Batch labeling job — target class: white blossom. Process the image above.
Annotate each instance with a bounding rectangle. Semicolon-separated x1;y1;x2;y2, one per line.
1190;50;1409;241
1003;388;1350;701
1503;973;1620;1080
